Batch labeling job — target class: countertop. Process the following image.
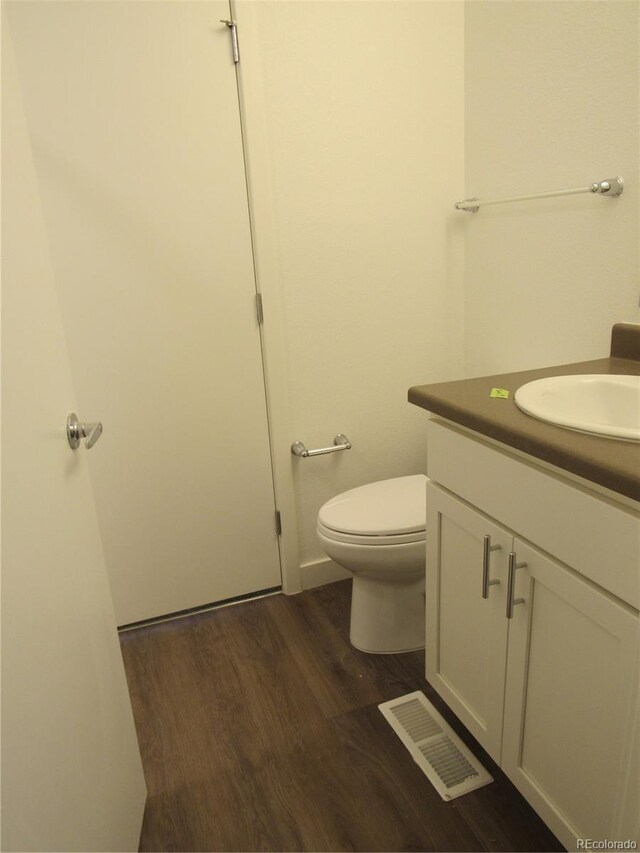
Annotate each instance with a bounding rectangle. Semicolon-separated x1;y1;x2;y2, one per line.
408;325;640;503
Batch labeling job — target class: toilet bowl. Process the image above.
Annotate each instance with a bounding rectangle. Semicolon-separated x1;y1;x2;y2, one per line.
316;475;427;654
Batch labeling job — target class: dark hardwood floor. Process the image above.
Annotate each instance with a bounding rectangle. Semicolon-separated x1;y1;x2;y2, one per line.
119;580;563;852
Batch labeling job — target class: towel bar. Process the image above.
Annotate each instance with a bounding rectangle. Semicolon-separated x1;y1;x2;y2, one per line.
455;176;623;213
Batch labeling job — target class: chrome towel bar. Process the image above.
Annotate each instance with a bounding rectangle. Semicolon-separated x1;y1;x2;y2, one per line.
455;176;624;213
291;434;351;458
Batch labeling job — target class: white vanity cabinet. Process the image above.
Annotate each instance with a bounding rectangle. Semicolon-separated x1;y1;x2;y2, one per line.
425;419;640;851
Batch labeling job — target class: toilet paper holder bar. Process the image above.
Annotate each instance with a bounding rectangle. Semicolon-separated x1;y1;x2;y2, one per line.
291;434;351;458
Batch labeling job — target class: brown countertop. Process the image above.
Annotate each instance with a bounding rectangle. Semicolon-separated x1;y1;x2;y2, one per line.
409;325;640;503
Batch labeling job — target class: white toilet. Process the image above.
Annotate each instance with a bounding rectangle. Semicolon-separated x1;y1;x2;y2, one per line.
316;474;427;654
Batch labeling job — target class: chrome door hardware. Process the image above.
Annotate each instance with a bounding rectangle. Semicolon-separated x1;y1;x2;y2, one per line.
482;535;501;598
220;19;239;64
291;434;351;458
66;413;103;450
506;552;527;619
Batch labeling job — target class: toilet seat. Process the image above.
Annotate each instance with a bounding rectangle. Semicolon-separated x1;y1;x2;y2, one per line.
317;519;425;546
317;475;427;546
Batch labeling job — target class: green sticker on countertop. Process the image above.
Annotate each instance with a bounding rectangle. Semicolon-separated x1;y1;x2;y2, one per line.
490;388;510;399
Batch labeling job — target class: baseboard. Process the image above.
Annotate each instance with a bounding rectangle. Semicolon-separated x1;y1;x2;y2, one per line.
300;557;350;591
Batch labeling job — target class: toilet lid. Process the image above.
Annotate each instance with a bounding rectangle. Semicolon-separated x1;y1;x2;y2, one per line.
318;475;427;536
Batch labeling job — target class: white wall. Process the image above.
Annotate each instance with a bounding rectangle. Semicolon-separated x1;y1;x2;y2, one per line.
239;1;466;573
463;0;639;377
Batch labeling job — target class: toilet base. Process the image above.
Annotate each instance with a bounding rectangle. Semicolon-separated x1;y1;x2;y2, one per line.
349;573;425;654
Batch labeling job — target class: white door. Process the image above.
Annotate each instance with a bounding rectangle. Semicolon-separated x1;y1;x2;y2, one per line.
7;0;282;625
1;18;146;851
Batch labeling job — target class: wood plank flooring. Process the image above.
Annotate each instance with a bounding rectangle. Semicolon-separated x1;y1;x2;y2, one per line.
119;580;563;852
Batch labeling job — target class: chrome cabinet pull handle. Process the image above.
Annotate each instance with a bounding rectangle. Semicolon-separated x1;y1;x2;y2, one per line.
482;535;501;598
506;552;527;619
66;413;103;450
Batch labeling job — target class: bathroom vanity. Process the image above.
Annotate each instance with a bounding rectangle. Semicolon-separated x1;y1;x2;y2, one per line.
409;324;640;851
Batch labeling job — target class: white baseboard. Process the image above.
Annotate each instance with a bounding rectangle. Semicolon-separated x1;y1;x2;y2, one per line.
299;557;350;591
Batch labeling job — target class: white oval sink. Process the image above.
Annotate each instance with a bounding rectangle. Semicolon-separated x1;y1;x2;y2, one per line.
514;374;640;441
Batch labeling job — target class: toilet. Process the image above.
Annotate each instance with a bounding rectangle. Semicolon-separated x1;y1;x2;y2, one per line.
316;474;427;654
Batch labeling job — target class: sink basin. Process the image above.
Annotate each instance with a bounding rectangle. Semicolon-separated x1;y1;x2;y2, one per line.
514;374;640;441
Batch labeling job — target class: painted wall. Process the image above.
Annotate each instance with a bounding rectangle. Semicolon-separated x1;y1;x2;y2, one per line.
463;0;639;377
239;1;466;577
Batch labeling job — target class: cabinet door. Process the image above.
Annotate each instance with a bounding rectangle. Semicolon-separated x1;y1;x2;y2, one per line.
426;482;512;761
502;539;639;850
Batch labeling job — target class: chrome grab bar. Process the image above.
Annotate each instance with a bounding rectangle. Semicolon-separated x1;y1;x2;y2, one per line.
291;434;351;458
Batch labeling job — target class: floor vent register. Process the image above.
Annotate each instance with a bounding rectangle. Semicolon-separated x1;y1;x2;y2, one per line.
379;691;493;800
